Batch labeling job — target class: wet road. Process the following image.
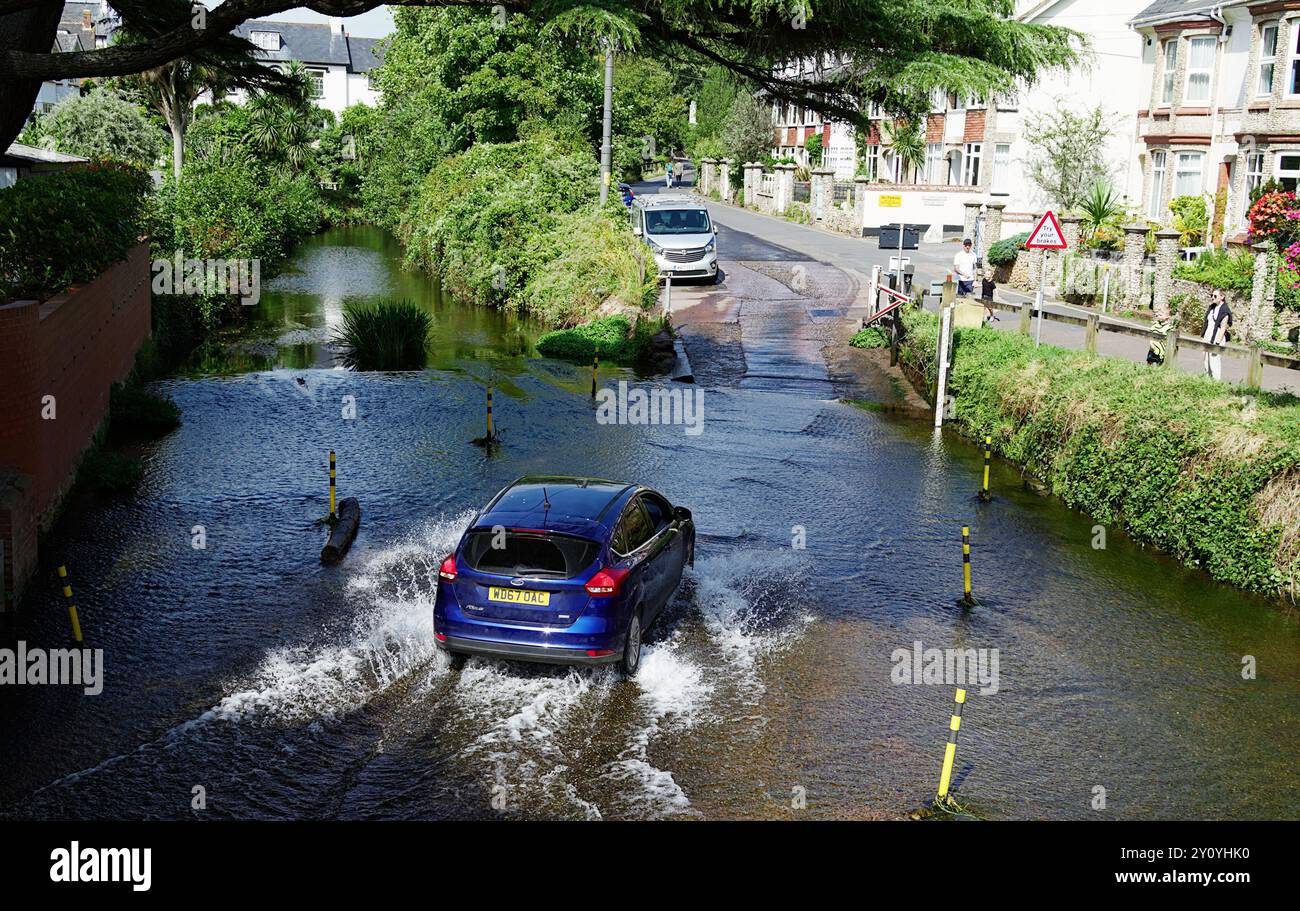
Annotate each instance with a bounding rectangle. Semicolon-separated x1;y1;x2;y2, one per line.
1;226;1296;821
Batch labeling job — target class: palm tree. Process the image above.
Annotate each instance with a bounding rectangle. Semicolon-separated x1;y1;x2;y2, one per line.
244;62;317;174
882;117;925;183
136;57;222;181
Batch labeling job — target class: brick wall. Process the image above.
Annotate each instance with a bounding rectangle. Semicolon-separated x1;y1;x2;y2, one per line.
0;242;151;610
926;115;943;142
963;110;986;142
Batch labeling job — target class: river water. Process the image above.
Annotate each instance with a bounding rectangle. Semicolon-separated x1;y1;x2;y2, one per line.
1;226;1296;821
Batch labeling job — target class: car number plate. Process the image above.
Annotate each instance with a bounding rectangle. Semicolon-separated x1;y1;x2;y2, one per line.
487;587;550;606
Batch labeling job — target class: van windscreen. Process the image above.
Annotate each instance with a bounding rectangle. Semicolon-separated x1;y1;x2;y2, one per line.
645;209;711;235
462;531;601;579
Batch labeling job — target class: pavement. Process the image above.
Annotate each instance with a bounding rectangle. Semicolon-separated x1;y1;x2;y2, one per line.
636;168;1299;394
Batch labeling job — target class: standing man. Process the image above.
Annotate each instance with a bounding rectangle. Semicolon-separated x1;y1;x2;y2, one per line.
953;238;977;297
1202;288;1233;380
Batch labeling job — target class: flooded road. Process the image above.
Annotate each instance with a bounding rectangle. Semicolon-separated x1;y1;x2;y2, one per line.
1;226;1296;821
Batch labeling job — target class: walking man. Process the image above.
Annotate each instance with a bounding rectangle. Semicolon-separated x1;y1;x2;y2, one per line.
666;159;674;188
954;238;977;297
1202;288;1233;380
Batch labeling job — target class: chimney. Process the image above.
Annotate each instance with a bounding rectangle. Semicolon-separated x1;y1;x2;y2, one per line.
329;17;345;36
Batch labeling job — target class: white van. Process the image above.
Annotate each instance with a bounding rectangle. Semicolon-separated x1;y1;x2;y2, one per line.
631;195;718;283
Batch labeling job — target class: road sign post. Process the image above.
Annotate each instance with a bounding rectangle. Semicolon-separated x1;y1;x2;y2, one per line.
1024;211;1068;348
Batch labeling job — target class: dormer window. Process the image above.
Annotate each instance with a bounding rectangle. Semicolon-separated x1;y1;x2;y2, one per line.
249;30;281;51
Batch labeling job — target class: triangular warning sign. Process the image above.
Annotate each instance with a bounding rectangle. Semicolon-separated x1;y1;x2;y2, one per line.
1025;210;1068;250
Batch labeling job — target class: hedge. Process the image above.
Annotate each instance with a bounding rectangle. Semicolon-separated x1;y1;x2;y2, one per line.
899;311;1300;600
0;162;152;302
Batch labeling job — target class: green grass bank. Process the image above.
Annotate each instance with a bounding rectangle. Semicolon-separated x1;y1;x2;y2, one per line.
894;308;1300;602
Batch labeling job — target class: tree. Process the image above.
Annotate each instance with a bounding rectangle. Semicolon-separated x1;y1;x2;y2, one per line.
1023;102;1113;211
30;88;163;166
721;91;771;166
881;117;924;182
0;0;1084;156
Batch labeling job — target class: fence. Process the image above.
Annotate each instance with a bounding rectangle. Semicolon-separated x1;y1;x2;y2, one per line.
792;180;811;203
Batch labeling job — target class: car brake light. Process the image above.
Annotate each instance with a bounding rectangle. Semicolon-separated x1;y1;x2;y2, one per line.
439;554;457;581
585;566;629;596
586;649;615;657
435;632;447;642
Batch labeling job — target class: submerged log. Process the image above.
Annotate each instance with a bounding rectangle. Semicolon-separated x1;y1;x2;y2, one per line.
321;497;361;564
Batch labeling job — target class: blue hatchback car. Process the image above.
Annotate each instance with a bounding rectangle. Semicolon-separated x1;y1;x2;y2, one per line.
434;476;695;677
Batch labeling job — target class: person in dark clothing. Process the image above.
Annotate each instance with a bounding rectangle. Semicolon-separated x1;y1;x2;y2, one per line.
980;267;999;323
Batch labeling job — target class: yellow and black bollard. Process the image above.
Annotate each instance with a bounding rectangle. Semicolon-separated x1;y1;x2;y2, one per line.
936;688;967;805
977;436;992;502
487;386;494;440
591;347;600;399
57;565;83;643
960;526;975;607
328;450;337;521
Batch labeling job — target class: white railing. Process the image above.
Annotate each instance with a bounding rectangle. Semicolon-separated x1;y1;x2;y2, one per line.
759;174;776;197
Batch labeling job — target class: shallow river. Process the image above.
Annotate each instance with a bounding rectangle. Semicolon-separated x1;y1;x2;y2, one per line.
1;227;1296;820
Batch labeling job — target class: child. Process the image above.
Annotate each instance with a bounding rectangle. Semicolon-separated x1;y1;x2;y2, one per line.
980;268;999;323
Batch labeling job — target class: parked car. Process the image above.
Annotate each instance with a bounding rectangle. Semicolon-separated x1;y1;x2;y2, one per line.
433;476;695;678
631;195;718;283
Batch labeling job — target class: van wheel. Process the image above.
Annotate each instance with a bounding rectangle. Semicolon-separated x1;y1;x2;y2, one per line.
620;612;643;680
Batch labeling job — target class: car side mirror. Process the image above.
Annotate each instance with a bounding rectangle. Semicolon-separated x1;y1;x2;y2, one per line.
673;506;692;522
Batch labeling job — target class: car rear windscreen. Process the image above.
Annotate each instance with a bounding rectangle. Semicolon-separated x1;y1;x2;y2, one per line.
462;531;601;578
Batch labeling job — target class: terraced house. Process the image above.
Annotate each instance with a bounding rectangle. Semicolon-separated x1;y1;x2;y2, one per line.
1132;0;1300;242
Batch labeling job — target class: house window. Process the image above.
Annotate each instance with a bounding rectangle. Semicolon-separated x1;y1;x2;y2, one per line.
1184;36;1215;104
367;70;379;91
306;67;326;99
1276;152;1300;192
993;143;1011;191
1259;22;1279;97
864;144;879;181
1246;151;1265;196
249;30;281;51
1160;39;1177;105
1289;24;1300;96
1173;150;1204;197
962;142;982;186
946;92;963;111
925;142;944;184
1149;151;1168;217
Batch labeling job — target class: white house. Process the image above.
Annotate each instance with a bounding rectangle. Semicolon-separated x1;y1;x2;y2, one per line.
228;18;384;115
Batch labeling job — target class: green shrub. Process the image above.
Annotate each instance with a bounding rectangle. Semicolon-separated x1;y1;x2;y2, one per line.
1170;195;1208;246
151;158;321;269
517;210;656;325
850;326;889;349
904;323;1300;599
1172;248;1254;296
77;450;143;493
402;136;599;306
335;298;432;370
536;315;638;363
0;162;151;302
108;382;181;441
986;231;1030;267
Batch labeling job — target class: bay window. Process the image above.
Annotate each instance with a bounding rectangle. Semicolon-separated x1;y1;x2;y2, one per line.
1173;150;1204;198
1160;40;1177;105
1149;151;1168;217
1184;36;1215;104
1259;22;1278;97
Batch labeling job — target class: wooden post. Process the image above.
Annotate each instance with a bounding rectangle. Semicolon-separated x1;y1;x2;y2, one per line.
1246;344;1263;388
1018;300;1032;335
888;271;901;367
933;275;956;429
1084;312;1099;356
1164;328;1180;369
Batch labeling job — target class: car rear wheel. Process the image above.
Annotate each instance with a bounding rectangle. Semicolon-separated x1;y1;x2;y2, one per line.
447;650;467;671
620;612;642;680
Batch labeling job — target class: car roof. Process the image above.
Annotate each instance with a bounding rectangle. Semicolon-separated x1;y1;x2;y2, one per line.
635;195;706;210
473;476;639;538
